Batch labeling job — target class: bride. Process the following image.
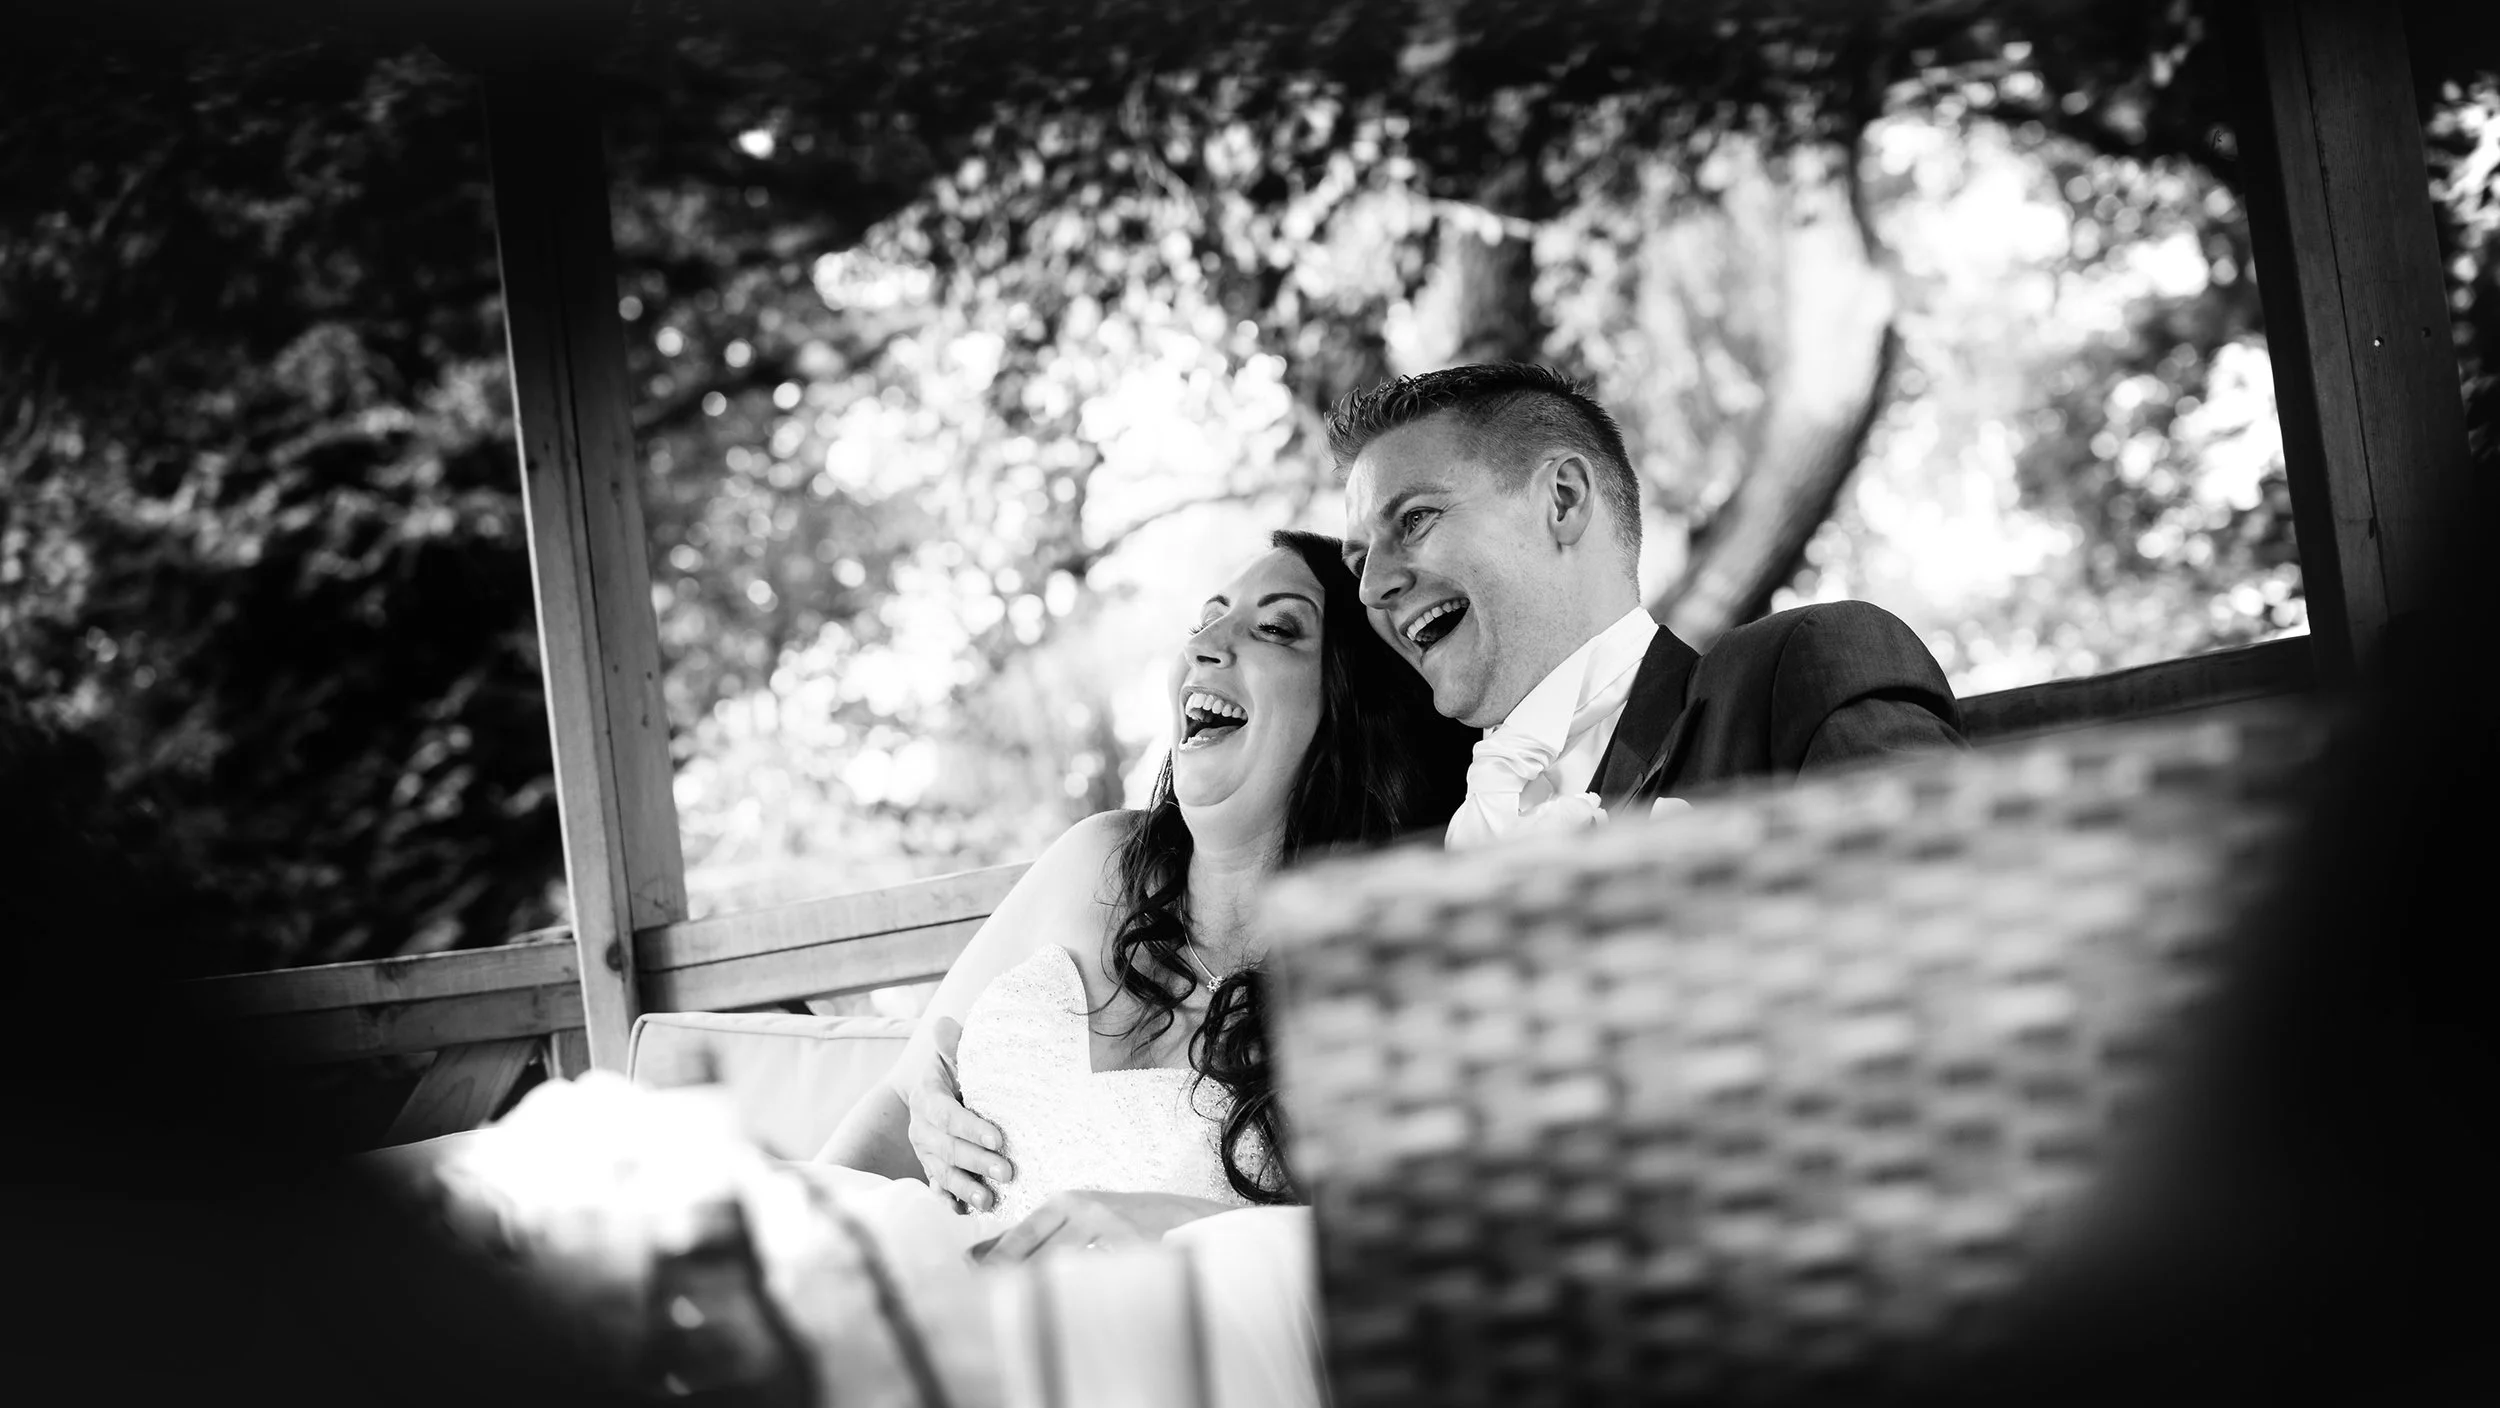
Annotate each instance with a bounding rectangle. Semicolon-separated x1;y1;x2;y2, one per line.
821;528;1466;1228
812;528;1470;1392
416;529;1470;1405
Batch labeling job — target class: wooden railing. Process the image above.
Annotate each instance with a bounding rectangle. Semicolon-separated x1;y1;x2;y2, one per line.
177;635;2313;1140
1957;636;2311;740
185;863;1028;1066
641;864;1025;1012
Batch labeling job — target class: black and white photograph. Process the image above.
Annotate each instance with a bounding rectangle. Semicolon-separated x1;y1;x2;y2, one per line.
5;0;2495;1403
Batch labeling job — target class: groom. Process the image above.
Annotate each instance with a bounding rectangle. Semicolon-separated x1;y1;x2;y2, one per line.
1334;363;1964;846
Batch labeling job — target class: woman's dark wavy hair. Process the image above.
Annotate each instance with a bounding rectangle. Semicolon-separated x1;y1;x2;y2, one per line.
1100;529;1475;1202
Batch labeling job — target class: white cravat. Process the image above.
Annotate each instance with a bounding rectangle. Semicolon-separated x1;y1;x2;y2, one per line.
1446;608;1657;849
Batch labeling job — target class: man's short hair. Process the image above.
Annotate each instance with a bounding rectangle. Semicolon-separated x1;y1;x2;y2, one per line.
1326;363;1642;570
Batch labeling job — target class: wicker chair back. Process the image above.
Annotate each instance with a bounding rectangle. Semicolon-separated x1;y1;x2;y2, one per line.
1265;702;2325;1407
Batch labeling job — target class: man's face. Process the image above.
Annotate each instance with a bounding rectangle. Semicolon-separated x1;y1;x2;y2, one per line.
1341;415;1573;729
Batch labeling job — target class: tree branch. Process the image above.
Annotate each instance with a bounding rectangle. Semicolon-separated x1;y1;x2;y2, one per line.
1;360;59;482
1054;488;1270;578
1839;18;1895;269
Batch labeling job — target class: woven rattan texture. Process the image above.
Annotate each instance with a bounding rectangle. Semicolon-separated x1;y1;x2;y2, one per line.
1265;702;2323;1407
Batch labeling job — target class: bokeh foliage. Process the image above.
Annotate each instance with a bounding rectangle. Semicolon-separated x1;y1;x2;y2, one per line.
4;1;2493;972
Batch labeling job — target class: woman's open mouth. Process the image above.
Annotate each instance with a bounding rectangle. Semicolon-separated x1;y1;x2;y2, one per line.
1403;598;1469;654
1179;688;1249;750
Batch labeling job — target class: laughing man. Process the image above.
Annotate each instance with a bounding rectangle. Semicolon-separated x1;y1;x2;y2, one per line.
1334;363;1965;848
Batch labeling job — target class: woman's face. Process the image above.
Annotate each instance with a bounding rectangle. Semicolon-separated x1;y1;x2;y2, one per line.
1168;547;1328;827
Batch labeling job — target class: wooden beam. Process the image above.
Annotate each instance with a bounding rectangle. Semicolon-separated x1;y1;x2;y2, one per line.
486;62;687;1071
183;937;576;1020
1959;637;2314;742
179;866;1017;1021
636;864;1027;971
644;919;984;1014
175;862;1012;1060
547;1028;594;1080
383;1037;542;1145
2223;0;2474;682
227;983;585;1065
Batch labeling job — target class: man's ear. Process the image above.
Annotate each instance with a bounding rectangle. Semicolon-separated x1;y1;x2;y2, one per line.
1540;453;1599;548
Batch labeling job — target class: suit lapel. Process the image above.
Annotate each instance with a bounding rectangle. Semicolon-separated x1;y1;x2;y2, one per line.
1593;626;1702;815
1624;699;1707;811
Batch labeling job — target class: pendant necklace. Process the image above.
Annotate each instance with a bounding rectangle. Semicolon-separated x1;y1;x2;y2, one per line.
1181;941;1229;989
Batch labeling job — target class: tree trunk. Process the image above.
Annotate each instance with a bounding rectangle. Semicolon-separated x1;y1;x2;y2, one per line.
1654;327;1898;645
1392;0;1548;372
1648;144;1899;648
1409;199;1545;366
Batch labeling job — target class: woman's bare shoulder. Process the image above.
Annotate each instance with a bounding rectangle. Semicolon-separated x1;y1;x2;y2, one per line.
914;811;1147;1031
1061;807;1146;850
1021;808;1144;904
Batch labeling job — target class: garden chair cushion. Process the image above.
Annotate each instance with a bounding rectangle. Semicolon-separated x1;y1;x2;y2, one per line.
627;1009;914;1160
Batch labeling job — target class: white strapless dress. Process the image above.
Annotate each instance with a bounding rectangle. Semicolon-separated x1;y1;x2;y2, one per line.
956;944;1262;1237
808;944;1321;1408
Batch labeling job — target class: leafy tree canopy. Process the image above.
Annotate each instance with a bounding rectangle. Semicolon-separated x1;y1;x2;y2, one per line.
4;0;2491;972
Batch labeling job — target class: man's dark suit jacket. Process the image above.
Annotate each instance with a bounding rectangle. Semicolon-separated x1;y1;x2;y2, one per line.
1590;601;1964;813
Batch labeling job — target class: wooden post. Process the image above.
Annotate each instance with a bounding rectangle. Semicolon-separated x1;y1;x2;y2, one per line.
548;1027;595;1080
487;63;687;1071
2223;0;2475;684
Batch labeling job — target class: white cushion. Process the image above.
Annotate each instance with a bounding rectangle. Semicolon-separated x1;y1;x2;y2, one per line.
627;1010;914;1160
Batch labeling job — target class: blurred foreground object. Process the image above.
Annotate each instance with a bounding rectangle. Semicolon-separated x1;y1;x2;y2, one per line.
641;1195;813;1407
419;1074;1323;1407
1269;698;2493;1405
415;1072;997;1406
987;1207;1325;1408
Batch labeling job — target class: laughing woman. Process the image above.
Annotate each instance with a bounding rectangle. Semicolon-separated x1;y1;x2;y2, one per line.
819;529;1469;1237
810;531;1467;1405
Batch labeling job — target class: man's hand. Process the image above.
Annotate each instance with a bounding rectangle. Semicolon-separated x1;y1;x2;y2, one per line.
969;1190;1232;1264
902;1016;1012;1212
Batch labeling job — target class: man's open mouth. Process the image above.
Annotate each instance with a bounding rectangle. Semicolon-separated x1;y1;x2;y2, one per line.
1180;688;1249;749
1402;598;1469;653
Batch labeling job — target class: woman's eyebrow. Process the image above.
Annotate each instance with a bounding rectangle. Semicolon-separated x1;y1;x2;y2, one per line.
1257;592;1319;611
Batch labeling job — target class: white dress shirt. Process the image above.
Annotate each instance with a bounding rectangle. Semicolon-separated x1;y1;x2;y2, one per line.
1445;607;1658;848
